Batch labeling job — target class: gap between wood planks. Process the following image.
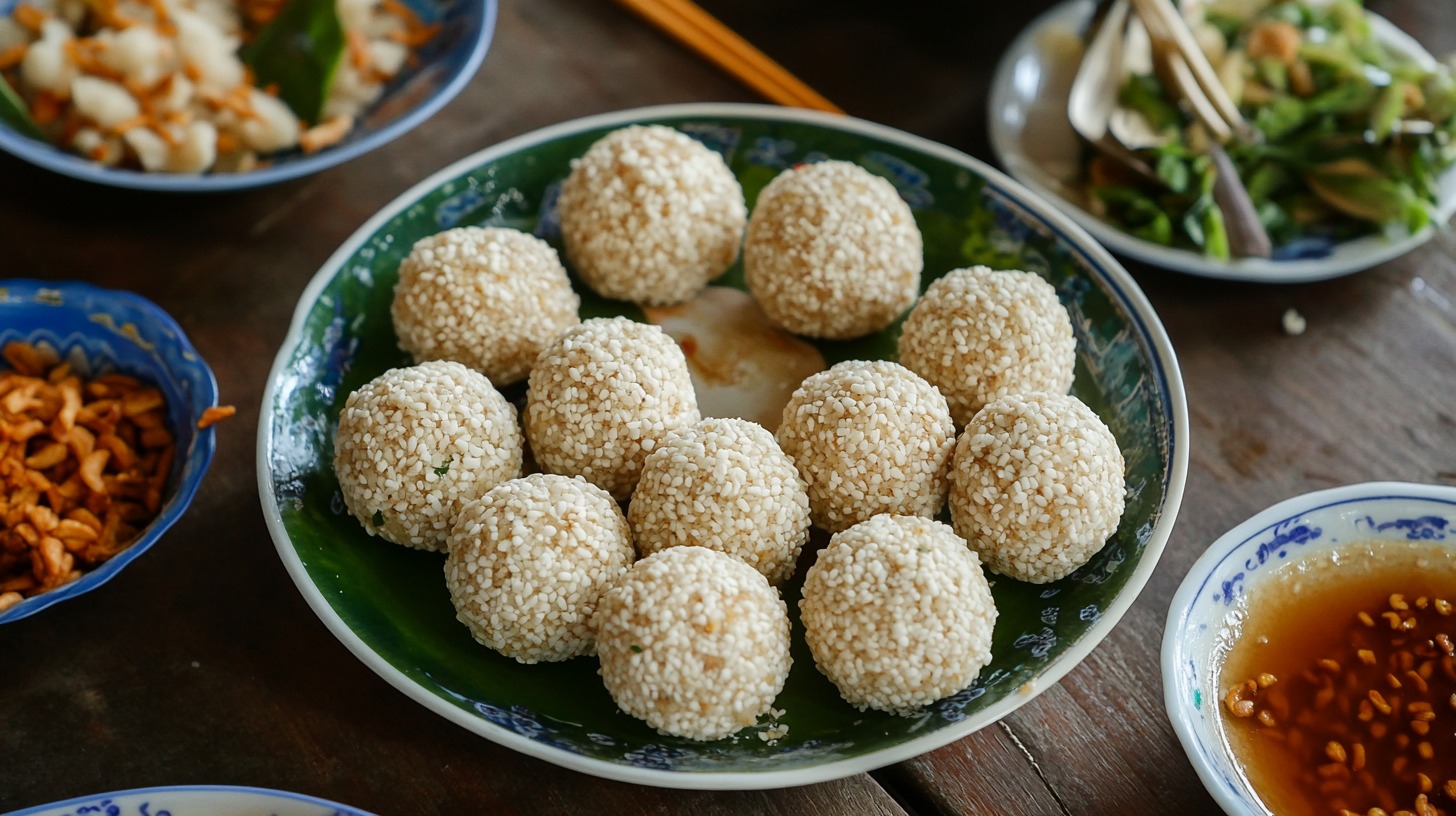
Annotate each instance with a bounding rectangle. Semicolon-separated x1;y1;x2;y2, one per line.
867;720;1074;816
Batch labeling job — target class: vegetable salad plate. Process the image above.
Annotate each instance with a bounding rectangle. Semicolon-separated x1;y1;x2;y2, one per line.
989;0;1456;282
259;103;1189;788
0;0;496;191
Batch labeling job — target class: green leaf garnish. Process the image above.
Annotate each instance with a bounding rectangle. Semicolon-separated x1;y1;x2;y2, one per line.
433;458;451;477
240;0;346;125
630;644;643;653
0;72;44;141
372;510;385;527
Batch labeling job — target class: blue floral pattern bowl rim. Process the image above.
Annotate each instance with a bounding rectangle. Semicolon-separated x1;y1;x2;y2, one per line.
256;102;1192;789
0;278;219;625
1161;480;1456;816
0;0;497;192
7;784;378;815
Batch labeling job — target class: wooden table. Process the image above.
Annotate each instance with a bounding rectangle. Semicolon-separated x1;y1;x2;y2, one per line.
2;0;1453;813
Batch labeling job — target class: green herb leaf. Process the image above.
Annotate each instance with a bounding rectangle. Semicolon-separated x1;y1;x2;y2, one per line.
1118;74;1183;133
433;458;451;477
372;510;385;527
1155;152;1191;194
240;0;346;125
0;72;44;141
630;644;643;653
1305;158;1412;224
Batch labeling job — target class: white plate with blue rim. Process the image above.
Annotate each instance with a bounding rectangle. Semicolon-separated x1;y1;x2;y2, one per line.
9;785;377;816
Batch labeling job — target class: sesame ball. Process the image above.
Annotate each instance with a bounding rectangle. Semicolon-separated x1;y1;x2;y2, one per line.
524;317;700;500
800;514;997;715
777;360;955;533
628;417;810;585
899;266;1076;426
444;474;634;663
744;160;922;340
333;361;523;551
391;226;581;386
594;546;792;740
557;125;747;306
949;392;1126;584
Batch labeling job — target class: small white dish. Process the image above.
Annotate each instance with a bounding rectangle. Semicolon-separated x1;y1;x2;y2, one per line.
988;0;1456;283
1162;481;1456;815
9;785;376;816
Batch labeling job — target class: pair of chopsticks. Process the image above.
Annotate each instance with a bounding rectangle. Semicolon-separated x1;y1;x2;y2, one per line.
1128;0;1252;144
612;0;844;114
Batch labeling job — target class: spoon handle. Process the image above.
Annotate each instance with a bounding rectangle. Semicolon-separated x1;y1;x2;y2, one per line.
1209;142;1272;259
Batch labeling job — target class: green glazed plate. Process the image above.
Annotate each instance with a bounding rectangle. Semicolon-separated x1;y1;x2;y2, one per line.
258;103;1190;789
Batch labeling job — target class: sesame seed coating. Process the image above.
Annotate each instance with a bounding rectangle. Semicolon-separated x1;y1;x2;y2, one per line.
524;317;700;500
899;266;1076;426
744;160;922;340
776;360;956;533
391;227;581;386
557;125;747;306
333;361;523;552
628;417;810;585
800;514;997;714
444;474;634;664
949;392;1126;584
594;546;792;741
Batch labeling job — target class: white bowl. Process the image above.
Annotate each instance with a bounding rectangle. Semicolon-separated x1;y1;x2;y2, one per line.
988;0;1456;282
1162;481;1456;815
9;785;376;816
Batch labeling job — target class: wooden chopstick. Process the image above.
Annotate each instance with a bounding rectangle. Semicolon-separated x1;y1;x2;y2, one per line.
1130;0;1251;141
612;0;845;114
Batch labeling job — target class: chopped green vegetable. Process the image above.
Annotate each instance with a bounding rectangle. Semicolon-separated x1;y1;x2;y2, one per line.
0;73;43;141
1156;151;1192;194
434;458;452;476
630;644;644;653
1119;74;1183;133
241;0;346;124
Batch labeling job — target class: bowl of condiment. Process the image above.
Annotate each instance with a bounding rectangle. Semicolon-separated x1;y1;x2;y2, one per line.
0;279;223;624
1164;481;1456;816
0;0;496;190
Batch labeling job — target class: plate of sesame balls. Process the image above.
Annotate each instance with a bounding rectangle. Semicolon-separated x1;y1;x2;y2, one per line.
258;102;1190;789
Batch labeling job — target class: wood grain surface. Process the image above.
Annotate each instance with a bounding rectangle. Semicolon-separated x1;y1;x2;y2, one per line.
1;0;1453;813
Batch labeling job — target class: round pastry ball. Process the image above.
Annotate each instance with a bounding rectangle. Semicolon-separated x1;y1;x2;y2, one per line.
333;360;523;551
445;474;634;664
800;514;998;714
628;417;810;584
949;392;1126;584
899;266;1076;426
745;160;922;339
524;317;700;500
594;546;792;740
557;124;747;306
391;226;581;386
777;360;956;533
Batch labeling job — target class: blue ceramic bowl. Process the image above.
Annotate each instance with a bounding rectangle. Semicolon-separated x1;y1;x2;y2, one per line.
10;785;377;816
1163;481;1456;815
0;0;496;191
0;279;219;624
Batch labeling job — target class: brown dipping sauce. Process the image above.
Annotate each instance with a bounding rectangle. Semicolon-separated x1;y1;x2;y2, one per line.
1216;540;1456;816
